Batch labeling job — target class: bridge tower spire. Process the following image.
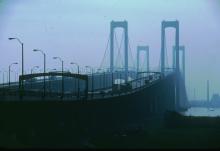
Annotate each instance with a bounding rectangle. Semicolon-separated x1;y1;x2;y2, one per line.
110;20;128;82
161;20;180;74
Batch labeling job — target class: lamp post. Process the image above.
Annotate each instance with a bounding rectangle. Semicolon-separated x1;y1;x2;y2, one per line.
53;57;64;99
85;66;93;99
70;62;80;99
9;62;18;88
8;37;24;98
33;49;46;97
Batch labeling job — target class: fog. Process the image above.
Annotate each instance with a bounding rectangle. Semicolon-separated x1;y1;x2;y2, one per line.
0;0;220;100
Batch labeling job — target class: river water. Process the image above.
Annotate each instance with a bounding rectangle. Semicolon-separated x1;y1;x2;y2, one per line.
181;107;220;117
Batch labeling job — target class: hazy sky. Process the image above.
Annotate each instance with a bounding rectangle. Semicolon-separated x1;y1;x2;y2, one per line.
0;0;220;100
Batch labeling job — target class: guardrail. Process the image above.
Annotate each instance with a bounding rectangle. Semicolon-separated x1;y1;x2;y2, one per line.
0;71;174;101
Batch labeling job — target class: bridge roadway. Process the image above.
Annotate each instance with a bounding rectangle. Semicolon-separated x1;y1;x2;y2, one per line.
0;70;169;101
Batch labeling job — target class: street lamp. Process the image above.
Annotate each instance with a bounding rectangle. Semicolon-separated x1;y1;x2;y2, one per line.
85;66;94;99
33;49;46;97
9;62;18;87
70;62;80;99
8;37;24;96
53;57;64;99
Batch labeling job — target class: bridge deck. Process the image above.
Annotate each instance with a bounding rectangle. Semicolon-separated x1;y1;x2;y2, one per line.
0;71;175;102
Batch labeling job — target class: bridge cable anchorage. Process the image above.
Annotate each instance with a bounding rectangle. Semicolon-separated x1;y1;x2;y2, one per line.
114;31;124;69
128;37;136;70
99;34;110;69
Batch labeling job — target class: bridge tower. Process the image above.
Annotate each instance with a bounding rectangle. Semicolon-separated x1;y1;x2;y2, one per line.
137;46;149;72
110;20;128;82
173;46;185;83
161;20;180;110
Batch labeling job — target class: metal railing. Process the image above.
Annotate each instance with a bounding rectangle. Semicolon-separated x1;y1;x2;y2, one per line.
0;70;175;101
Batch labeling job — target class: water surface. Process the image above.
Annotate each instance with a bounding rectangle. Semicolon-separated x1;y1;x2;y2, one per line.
181;107;220;117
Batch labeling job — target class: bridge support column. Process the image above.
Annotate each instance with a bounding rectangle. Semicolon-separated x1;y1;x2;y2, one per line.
175;22;180;110
110;21;129;83
161;25;165;74
110;22;114;73
161;20;180;110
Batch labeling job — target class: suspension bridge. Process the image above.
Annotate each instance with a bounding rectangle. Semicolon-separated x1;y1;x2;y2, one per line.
0;20;189;145
0;20;187;104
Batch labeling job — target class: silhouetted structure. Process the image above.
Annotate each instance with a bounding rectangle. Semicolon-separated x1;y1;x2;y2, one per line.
0;20;190;148
161;20;180;110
